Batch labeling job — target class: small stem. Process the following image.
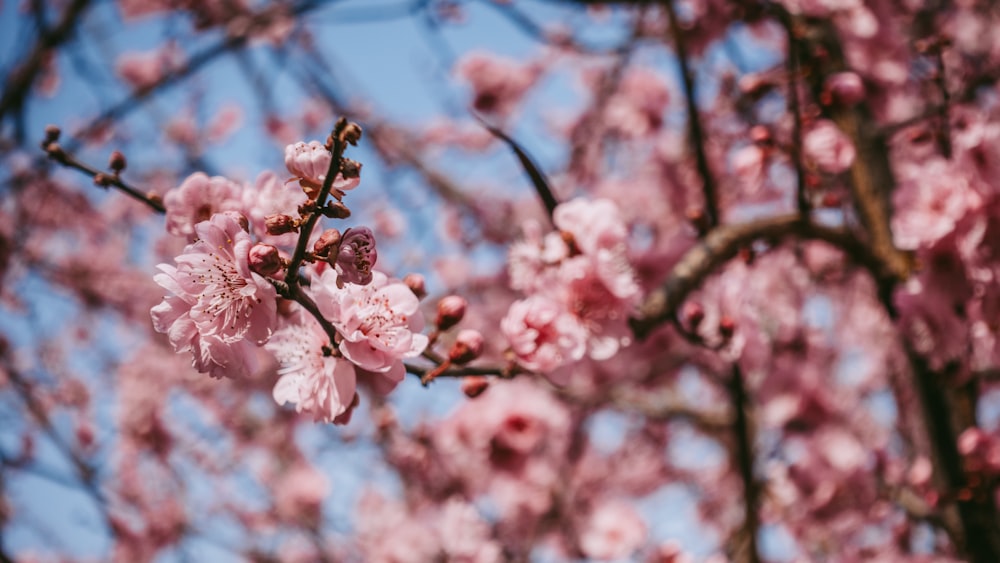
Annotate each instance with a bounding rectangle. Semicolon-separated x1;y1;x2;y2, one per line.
665;0;719;228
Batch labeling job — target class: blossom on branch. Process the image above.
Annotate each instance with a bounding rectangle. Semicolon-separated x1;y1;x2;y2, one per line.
164;172;245;240
151;212;277;378
266;314;358;424
313;269;428;378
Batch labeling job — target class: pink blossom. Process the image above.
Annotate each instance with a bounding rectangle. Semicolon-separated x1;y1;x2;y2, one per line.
313;269;428;375
455;51;540;117
553;198;639;301
803;119;856;174
892;157;981;250
603;68;671;138
151;212;277;377
115;43;184;90
266;315;358;424
284;141;332;186
579;500;647;561
501;296;587;376
438;498;503;562
164;172;245;240
273;462;330;525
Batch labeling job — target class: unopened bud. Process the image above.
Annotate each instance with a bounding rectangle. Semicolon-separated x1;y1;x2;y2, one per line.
265;214;297;235
824;72;865;106
313;229;342;258
341;122;363;146
404;273;426;299
686;207;709;234
108;150;127;173
322;202;352;219
340;158;361;180
449;329;483;364
436;296;467;331
683;302;704;329
93;172;112;187
461;375;489;398
249;243;281;276
719;316;736;339
749;125;771;145
43;124;61;146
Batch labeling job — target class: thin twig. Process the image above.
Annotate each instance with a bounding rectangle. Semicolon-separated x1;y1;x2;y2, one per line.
665;0;719;228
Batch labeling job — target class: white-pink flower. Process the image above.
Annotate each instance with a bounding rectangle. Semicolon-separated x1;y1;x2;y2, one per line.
579;500;648;561
266;315;357;424
803;119;856;174
553;197;639;301
501;296;587;375
313;269;428;376
164;172;245;240
284;141;332;186
151;212;277;377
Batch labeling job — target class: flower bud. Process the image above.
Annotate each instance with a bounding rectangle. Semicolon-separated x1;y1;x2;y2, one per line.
682;302;704;329
322;201;352;219
42;124;61;147
249;243;281;276
109;150;127;173
266;214;298;235
436;296;467;331
719;316;736;339
824;72;865;106
461;375;489;398
341;122;363;145
449;329;483;364
313;229;341;258
404;273;427;299
333;227;377;285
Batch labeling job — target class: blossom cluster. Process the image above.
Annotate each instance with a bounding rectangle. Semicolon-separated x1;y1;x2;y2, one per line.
502;198;641;381
151;135;426;423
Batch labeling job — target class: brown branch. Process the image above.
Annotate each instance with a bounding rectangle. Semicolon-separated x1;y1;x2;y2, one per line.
475;114;560;221
630;214;888;338
727;364;762;563
665;0;719;228
0;0;93;130
40;131;165;213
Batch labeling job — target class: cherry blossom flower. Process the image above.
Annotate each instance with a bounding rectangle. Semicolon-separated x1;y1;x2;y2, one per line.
284;141;332;187
151;212;277;377
164;172;245;240
501;296;587;375
266;315;358;424
579;500;648;561
312;269;428;376
553;197;639;301
284;141;360;198
455;51;541;117
803;119;856;174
